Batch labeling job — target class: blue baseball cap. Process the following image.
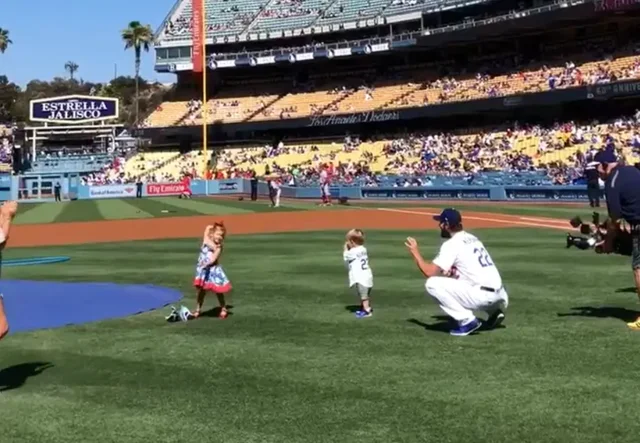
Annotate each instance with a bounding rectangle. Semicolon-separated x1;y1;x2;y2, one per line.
433;208;462;226
594;149;617;165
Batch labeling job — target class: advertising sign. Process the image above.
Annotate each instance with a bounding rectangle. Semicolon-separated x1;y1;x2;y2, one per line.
147;183;187;196
30;95;119;124
192;0;204;73
88;185;136;199
594;0;640;12
0;173;11;187
307;110;401;127
218;181;239;192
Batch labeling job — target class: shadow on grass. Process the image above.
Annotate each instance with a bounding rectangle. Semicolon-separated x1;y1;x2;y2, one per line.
615;287;638;294
198;305;235;319
0;362;54;392
407;317;452;334
408;315;506;334
558;306;640;323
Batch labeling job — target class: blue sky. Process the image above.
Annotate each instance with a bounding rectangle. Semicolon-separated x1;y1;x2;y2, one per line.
1;0;179;87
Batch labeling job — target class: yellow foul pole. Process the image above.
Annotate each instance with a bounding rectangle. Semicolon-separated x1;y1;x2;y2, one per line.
201;8;208;177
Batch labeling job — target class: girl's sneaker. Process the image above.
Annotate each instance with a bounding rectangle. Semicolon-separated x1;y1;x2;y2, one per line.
355;309;373;319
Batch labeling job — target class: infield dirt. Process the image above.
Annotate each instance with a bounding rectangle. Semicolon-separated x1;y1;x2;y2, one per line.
9;207;572;247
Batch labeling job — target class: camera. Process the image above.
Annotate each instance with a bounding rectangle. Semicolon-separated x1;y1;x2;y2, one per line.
566;212;632;256
566;212;601;250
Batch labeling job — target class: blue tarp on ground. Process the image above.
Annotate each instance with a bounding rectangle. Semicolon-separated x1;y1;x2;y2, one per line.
1;280;182;334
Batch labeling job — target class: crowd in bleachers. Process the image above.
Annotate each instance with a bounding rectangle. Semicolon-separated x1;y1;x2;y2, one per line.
258;0;322;20
160;0;498;40
84;106;640;188
0;124;15;172
144;38;640;128
164;0;261;38
204;110;640;187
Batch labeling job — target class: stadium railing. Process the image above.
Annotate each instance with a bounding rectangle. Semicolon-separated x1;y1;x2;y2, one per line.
155;0;587;47
72;178;601;203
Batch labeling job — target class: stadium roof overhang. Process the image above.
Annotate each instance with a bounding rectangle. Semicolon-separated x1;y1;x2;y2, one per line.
23;124;121;136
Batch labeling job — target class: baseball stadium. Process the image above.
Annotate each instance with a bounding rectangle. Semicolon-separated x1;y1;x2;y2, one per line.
2;0;640;442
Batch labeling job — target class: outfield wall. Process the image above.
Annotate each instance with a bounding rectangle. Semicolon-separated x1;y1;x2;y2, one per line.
61;179;603;203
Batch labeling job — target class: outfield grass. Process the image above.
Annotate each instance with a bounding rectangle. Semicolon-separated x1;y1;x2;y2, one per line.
353;201;606;221
12;197;327;225
12;196;602;225
2;229;639;443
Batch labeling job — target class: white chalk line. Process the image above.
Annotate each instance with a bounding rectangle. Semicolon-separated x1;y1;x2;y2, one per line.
376;208;575;231
518;216;569;225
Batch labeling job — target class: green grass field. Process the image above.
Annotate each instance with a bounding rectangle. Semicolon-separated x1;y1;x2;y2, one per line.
2;200;638;443
12;197;325;225
12;196;603;224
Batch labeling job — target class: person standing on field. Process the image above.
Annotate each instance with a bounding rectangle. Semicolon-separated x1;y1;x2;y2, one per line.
54;182;62;202
0;201;19;341
593;149;640;330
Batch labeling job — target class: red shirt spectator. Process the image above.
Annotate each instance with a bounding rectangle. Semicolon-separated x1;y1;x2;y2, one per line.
182;175;192;196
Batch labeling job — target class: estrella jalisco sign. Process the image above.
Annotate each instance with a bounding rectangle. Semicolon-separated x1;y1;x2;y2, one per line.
30;95;119;124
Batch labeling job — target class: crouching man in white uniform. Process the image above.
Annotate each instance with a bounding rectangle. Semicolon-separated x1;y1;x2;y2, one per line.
405;208;508;336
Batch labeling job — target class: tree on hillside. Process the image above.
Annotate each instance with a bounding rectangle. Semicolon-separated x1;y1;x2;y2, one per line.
0;76;21;122
121;21;153;126
0;72;164;126
64;61;79;80
0;28;11;53
10;77;100;123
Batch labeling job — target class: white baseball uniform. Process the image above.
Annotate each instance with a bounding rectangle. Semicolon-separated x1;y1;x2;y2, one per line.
343;245;373;295
320;170;330;199
426;231;508;323
271;180;281;207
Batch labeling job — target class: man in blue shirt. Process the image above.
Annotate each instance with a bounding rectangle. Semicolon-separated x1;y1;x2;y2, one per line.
595;149;640;330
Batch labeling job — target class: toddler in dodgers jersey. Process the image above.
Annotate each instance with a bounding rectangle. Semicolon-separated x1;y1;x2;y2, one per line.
193;222;232;319
343;229;374;318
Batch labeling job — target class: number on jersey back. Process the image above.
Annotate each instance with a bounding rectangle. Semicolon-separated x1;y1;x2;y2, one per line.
473;247;494;268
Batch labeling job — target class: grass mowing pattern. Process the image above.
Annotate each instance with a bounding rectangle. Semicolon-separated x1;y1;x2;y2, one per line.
14;201;66;225
149;197;256;214
10;197;603;225
54;200;104;223
419;203;606;220
1;229;639;442
13;202;41;220
96;199;153;220
356;201;606;221
116;197;206;218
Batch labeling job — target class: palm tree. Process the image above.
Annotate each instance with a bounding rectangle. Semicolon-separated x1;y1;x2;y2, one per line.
65;61;79;80
121;21;153;126
0;28;12;53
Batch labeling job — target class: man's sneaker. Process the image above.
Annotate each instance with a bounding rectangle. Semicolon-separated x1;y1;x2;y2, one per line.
485;310;505;330
566;234;574;249
627;317;640;330
355;310;373;318
450;318;482;336
178;306;193;322
165;306;180;322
